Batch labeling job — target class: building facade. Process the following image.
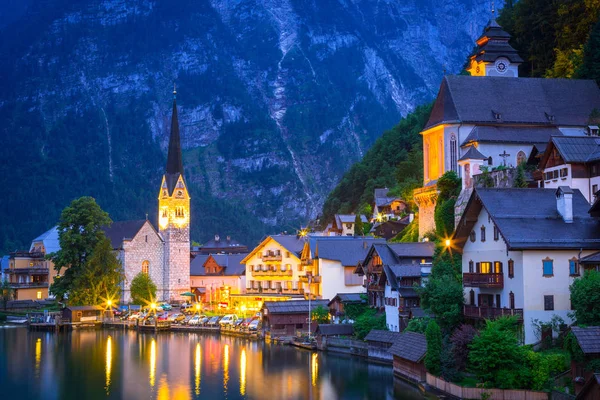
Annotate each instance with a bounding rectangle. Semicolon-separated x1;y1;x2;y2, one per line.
190;253;247;307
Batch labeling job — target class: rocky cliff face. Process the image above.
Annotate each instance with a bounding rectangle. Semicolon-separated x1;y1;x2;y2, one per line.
0;0;494;250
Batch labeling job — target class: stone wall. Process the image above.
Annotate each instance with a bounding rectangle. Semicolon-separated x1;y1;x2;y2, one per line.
162;225;191;302
121;221;164;303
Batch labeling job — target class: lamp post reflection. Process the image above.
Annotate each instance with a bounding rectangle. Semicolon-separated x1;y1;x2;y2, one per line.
223;344;229;393
311;352;318;387
35;338;41;378
105;335;112;393
240;348;247;396
150;339;156;388
194;343;201;396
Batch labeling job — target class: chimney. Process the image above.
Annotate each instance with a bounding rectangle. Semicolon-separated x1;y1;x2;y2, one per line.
556;186;574;223
215;234;220;241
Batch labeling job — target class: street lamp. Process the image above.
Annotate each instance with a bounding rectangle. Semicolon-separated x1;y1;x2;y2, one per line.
445;239;451;247
151;303;157;315
195;303;200;315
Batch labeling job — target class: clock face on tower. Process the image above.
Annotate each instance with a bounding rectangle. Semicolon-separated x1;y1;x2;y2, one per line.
495;58;508;74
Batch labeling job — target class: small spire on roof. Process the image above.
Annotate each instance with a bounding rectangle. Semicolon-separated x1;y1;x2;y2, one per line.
173;83;177;99
146;213;148;221
491;1;495;18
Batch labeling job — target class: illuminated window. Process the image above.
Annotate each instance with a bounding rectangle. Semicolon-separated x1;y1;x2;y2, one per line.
36;291;42;299
176;206;185;218
480;262;492;274
142;260;149;275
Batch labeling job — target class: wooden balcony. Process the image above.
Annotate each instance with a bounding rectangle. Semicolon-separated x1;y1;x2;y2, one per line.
281;288;303;295
10;251;45;259
9;267;49;275
262;253;282;261
463;273;504;288
9;282;49;289
299;275;321;283
367;283;384;292
463;305;523;321
251;270;292;277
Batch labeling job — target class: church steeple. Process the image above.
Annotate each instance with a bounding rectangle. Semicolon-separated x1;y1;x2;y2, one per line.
466;6;523;77
166;84;184;176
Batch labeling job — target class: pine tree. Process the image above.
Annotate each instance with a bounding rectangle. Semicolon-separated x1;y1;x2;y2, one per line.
354;214;364;236
513;163;528;188
576;18;600;85
425;320;442;376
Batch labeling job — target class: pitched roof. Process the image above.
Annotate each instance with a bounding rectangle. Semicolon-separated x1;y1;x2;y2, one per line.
315;237;386;266
328;293;365;306
425;76;600;130
388;332;427;362
387;242;435;258
102;220;160;250
571;326;600;354
190;255;210;275
579;251;600;264
459;145;488;161
549;136;600;163
364;329;403;344
315;324;354;336
462;126;563;146
389;265;422;278
374;188;390;198
190;253;248;276
30;226;60;254
454;188;600;250
164;94;184;194
66;305;103;311
263;300;330;314
270;235;305;254
336;214;368;224
200;235;247;252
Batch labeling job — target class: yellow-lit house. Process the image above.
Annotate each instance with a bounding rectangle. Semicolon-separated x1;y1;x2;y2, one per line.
7;227;60;301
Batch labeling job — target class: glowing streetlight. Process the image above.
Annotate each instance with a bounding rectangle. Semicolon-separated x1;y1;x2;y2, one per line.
195;303;200;314
150;303;157;314
376;213;383;222
107;299;112;307
445;239;451;247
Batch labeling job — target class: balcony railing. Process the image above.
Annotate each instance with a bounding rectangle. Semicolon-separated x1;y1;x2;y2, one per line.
281;288;303;295
9;282;49;289
464;305;523;321
10;251;45;259
246;288;261;294
262;253;282;261
367;283;384;292
251;270;292;277
9;267;49;275
299;275;321;283
463;273;504;288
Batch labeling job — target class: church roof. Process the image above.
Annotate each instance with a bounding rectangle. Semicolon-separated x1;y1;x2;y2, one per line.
462;126;563;146
198;235;248;254
102;220;160;250
454;188;600;250
471;18;523;64
458;145;488;161
164;92;184;195
425;76;600;130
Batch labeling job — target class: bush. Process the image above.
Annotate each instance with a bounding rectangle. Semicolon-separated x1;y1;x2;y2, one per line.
354;309;386;340
570;269;600;325
425;320;442;375
450;324;478;371
130;272;157;305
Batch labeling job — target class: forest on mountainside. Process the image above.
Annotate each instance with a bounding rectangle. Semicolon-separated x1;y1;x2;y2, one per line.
320;0;600;229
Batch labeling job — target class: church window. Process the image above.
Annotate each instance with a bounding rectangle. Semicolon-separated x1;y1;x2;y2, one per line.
438;139;443;175
162;209;168;218
142;260;149;275
480;226;486;242
488;156;493;166
470;231;476;242
145;235;148;243
175;206;185;218
516;151;526;166
450;134;457;173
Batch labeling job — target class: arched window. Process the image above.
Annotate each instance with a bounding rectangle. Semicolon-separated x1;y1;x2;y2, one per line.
450;134;457;173
517;151;527;166
142;260;149;275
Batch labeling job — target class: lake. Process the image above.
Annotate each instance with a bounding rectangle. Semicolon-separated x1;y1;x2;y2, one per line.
0;326;426;399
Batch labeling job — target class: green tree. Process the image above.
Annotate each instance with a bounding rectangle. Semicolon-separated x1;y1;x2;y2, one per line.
419;274;464;332
130;272;157;305
50;197;112;301
425;319;442;376
434;171;461;238
0;280;15;310
513;162;528;188
354;309;387;340
67;237;123;306
311;305;330;324
576;18;600;85
404;316;430;334
354;214;364;237
570;269;600;325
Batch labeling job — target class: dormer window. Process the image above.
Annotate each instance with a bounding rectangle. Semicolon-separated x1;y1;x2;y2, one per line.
545;112;555;122
492;110;502;121
588;125;599;136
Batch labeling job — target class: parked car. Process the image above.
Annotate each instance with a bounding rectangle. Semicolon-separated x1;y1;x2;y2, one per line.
240;318;254;330
128;313;140;321
199;316;210;325
188;316;202;326
219;315;238;326
206;316;221;327
181;315;193;325
168;313;185;323
233;319;244;330
157;313;169;321
248;319;261;332
158;302;172;311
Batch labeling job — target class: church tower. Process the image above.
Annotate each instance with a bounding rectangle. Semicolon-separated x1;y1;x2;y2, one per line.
466;10;522;77
158;86;191;301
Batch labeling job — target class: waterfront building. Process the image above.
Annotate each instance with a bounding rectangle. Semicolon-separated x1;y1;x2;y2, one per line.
570;326;600;397
414;16;600;238
364;329;402;363
242;235;306;298
62;305;103;323
537;135;600;202
389;332;427;383
189;253;247;307
327;293;365;322
301;236;385;300
7;227;60;300
314;324;354;350
454;186;600;344
381;263;426;332
261;299;329;337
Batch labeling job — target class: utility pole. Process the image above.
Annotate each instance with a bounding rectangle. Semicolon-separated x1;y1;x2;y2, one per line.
308;274;312;341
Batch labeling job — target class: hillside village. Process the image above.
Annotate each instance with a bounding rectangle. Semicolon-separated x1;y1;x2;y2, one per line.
3;10;600;399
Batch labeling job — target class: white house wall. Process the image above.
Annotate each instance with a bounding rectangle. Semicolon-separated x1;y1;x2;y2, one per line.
385;283;399;332
318;258;365;300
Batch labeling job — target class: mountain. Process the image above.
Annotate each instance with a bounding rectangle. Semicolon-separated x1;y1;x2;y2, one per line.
0;0;494;253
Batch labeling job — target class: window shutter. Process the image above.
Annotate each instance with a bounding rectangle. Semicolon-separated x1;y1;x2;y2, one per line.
543;259;554;276
476;262;481;273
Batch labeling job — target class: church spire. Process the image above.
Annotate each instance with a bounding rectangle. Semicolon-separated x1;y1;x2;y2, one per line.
166;85;184;176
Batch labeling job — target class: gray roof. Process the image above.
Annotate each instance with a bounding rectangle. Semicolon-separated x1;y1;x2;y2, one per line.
579;251;600;264
316;238;386;266
455;188;600;250
30;226;61;254
270;235;305;254
389;265;422;278
66;306;103;311
571;326;600;354
199;235;247;252
102;220;160;249
425;75;600;130
371;243;400;266
374;188;390;198
190;253;247;276
462;126;563;146
364;329;403;344
549;136;600;163
328;293;365;306
336;214;368;224
387;242;435;258
263;300;330;314
388;332;427;362
315;324;354;336
459;145;488;161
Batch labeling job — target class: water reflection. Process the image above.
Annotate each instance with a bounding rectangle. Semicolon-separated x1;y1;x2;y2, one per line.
194;343;201;396
0;329;426;400
105;335;112;393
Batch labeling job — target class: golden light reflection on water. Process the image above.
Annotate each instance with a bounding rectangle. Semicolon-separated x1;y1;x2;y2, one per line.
311;352;318;387
157;375;169;400
240;348;246;396
194;343;201;396
150;339;156;388
105;335;112;393
34;338;41;378
223;344;229;392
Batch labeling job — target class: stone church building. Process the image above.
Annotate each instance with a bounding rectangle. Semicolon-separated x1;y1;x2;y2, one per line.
415;16;600;238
